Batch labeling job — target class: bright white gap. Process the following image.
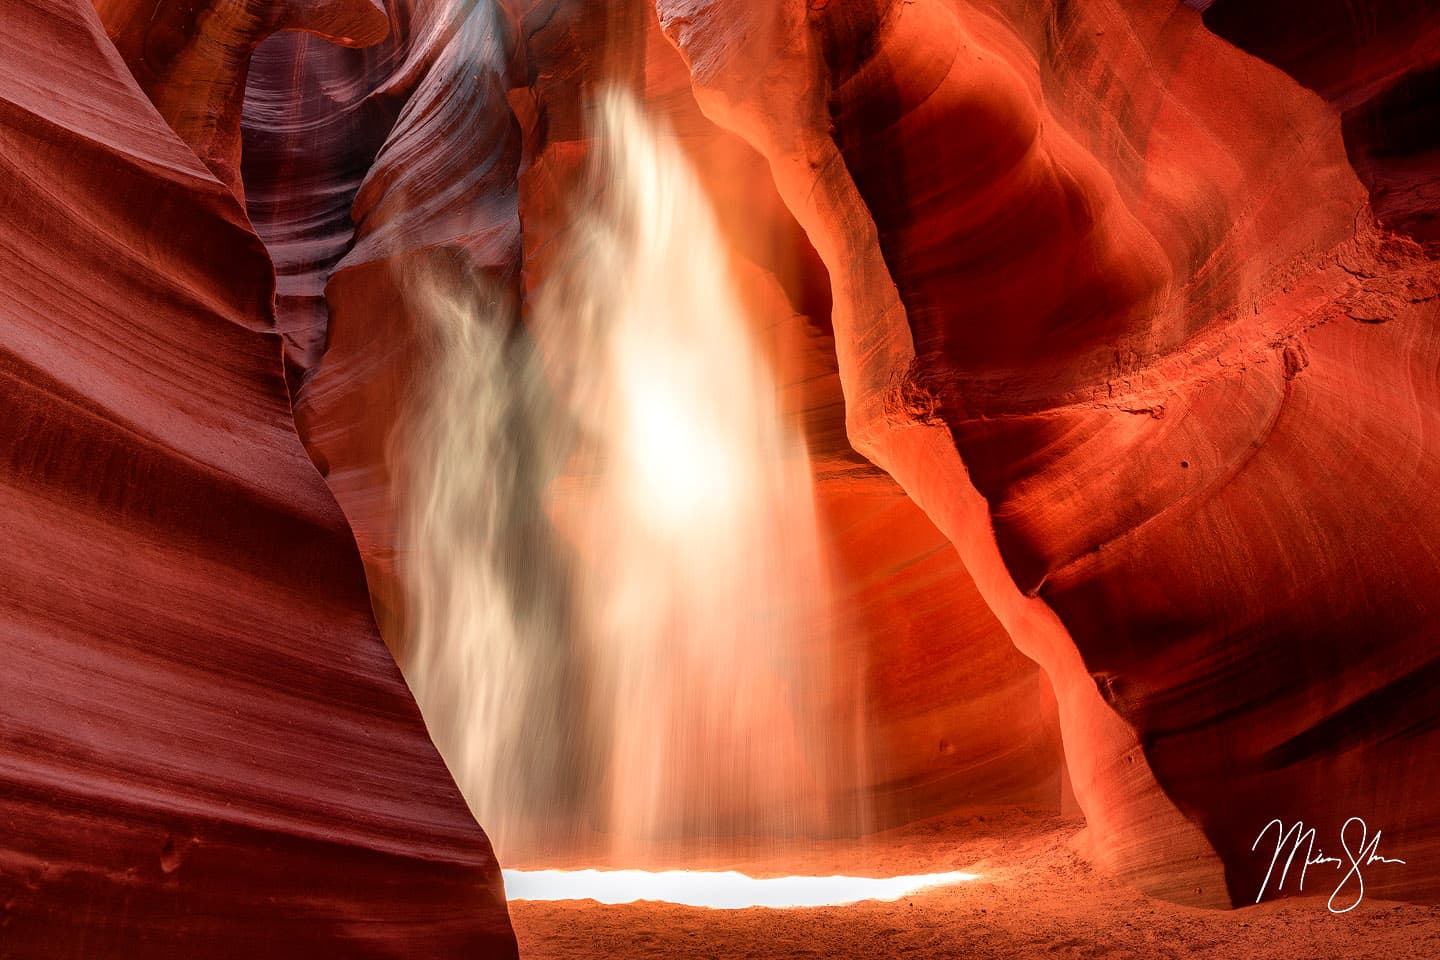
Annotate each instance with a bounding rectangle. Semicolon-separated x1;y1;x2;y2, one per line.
502;868;981;909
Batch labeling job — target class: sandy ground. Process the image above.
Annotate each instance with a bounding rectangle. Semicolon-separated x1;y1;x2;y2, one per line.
507;811;1440;959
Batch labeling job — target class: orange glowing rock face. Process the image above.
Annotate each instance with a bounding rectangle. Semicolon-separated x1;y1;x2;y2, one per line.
658;0;1440;907
4;0;1440;956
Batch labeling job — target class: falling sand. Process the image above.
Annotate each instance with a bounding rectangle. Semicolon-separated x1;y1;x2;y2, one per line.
397;86;853;862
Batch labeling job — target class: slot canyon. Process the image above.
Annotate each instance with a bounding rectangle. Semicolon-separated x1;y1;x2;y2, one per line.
3;0;1440;956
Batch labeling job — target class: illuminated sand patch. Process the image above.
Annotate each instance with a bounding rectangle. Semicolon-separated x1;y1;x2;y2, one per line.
502;869;981;909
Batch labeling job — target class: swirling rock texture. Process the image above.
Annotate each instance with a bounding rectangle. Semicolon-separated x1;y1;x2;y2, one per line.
10;0;1440;950
657;0;1440;906
91;0;390;197
0;0;516;955
239;0;1440;910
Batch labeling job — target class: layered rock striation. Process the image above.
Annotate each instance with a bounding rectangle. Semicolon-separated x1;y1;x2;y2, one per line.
0;1;516;954
657;0;1440;905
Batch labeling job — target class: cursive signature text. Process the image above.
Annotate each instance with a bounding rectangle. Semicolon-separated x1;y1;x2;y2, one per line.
1252;817;1407;913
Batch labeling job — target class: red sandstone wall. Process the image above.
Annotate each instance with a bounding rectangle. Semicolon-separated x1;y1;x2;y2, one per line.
657;0;1440;906
7;0;1439;930
0;1;516;954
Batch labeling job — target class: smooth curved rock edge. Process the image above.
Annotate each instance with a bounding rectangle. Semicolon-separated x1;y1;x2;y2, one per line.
0;1;517;956
658;0;1440;907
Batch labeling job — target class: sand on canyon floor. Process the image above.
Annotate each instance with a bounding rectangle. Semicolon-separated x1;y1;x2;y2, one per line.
506;810;1440;959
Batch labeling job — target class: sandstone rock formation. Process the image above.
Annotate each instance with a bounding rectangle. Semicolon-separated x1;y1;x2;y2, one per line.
238;0;1440;908
6;0;1439;942
92;0;390;196
0;0;516;954
657;0;1440;905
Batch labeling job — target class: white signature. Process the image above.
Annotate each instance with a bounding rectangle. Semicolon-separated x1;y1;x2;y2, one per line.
1252;817;1407;913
